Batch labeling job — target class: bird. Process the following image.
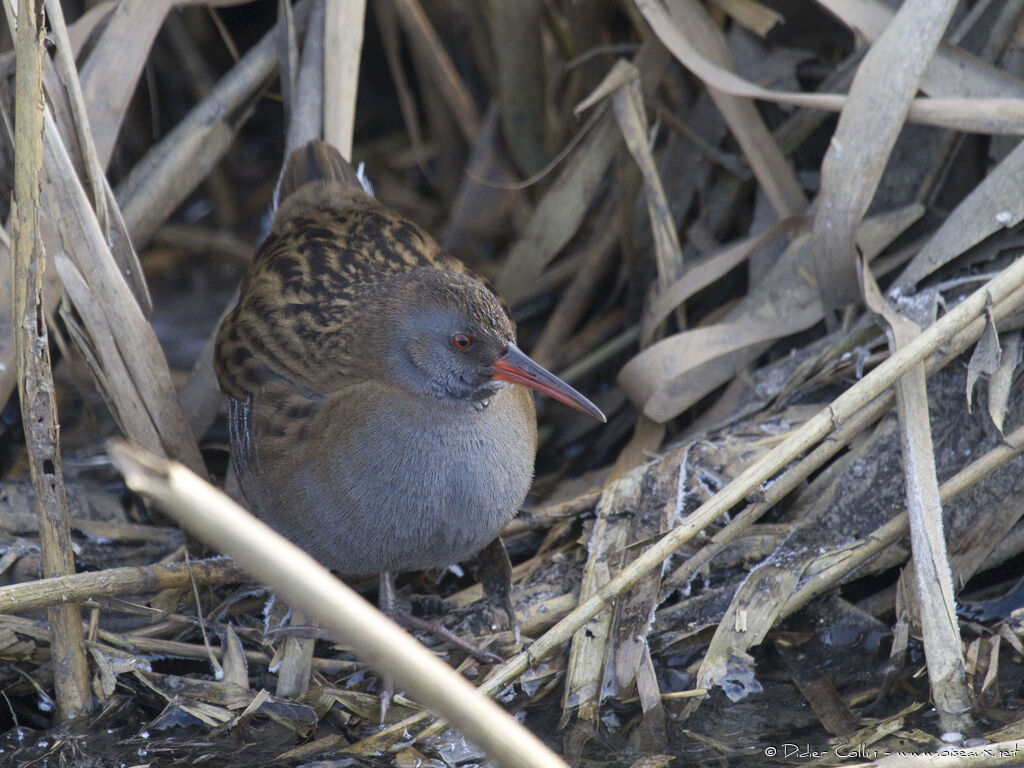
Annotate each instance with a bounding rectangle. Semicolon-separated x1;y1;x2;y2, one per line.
214;139;606;659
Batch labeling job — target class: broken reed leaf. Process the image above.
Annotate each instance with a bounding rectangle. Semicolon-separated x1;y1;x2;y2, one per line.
621;203;934;423
607;60;684;291
635;0;1024;135
612;464;674;697
819;0;1024;100
221;625;250;690
560;472;642;728
495;111;619;303
376;0;428;176
496;38;673;304
811;0;957;312
284;0;325;154
863;259;972;733
442;108;521;257
36;11;153;315
389;0;480;142
856;204;925;263
697;564;796;697
641;215;809;346
619;231;822;423
897;142;1024;291
492;0;547;177
42;111;204;474
46;0;110;240
966;309;1001;414
707;0;782;37
277;0;298;129
987;330;1020;434
623;309;821;423
78;0;174;169
53;251;164;456
666;0;805;219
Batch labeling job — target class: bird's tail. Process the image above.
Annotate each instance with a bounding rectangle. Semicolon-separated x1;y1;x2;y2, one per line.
271;139;372;230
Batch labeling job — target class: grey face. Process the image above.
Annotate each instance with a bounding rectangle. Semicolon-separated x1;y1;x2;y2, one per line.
402;307;510;401
367;269;515;403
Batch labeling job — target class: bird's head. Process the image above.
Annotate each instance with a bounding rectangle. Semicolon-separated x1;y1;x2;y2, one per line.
366;269;605;422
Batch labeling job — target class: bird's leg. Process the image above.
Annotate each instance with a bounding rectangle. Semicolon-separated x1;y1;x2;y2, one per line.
475;537;520;644
379;571;503;665
377;571;398;722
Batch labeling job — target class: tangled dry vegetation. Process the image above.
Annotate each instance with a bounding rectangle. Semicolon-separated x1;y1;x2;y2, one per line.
3;1;1024;766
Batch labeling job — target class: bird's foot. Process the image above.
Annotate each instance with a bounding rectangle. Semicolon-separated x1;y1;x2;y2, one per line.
378;674;394;723
379;570;502;664
390;609;503;664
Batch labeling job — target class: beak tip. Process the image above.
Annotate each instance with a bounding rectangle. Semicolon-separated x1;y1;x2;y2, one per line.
493;344;608;424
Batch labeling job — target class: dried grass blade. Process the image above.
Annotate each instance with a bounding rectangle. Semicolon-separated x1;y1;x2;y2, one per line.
284;0;324;155
640;214;808;345
77;0;174;169
42;110;204;473
560;472;640;727
966;309;1000;414
41;10;153;315
666;0;805;218
636;0;1024;134
495;111;619;303
277;0;299;132
708;0;782;37
817;0;1024;99
607;60;684;290
117;1;311;249
492;0;546;176
812;0;957;313
898;141;1024;290
375;0;428;172
389;0;480;142
690;564;801;714
54;251;163;456
44;0;110;231
987;330;1019;434
862;261;972;733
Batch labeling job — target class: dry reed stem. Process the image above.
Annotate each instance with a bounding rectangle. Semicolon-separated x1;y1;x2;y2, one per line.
864;264;971;731
43;0;108;232
107;439;569;768
786;419;1024;617
116;0;312;250
672;0;806;219
323;0;364;158
389;0;479;142
9;0;90;717
0;559;245;613
284;0;324;155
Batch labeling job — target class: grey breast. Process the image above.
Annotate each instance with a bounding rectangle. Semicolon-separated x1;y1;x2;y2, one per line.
253;383;537;575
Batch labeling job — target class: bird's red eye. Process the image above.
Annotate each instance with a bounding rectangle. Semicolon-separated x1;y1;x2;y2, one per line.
452;333;472;350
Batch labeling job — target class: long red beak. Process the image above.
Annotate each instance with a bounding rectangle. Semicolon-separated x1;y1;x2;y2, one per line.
492;343;606;423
